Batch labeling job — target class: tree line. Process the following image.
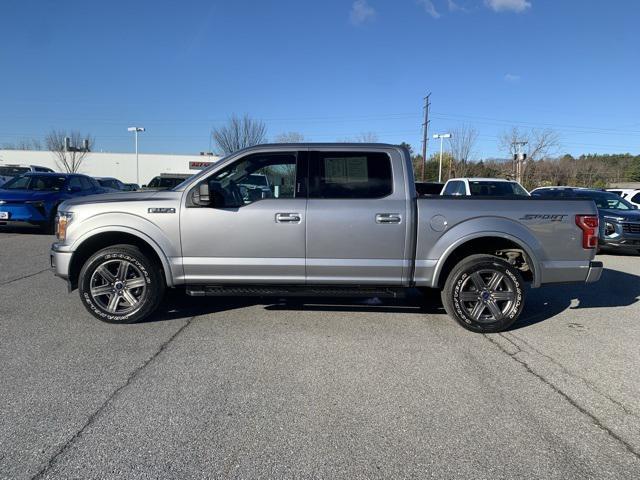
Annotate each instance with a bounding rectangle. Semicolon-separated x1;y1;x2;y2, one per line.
2;115;639;189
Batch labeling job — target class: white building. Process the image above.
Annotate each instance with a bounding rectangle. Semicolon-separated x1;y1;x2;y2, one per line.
0;149;221;185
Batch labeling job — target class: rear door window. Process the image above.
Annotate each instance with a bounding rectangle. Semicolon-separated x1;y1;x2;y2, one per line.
442;181;459;195
309;151;392;199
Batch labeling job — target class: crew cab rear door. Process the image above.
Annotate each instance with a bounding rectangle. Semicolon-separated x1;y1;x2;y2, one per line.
305;149;411;285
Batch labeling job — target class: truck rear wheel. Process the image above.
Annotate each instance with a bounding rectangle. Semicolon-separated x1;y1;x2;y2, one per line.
78;244;165;324
441;254;525;333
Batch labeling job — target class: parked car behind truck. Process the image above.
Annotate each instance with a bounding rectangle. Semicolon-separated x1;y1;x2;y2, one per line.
0;173;110;232
442;178;529;197
142;173;191;191
50;143;602;333
0;164;54;186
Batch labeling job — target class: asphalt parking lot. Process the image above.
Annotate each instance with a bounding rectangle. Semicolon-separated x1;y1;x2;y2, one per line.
1;232;639;479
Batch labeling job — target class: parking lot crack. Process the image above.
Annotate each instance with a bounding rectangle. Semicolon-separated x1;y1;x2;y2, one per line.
485;334;640;461
0;268;50;286
30;315;197;480
506;332;638;418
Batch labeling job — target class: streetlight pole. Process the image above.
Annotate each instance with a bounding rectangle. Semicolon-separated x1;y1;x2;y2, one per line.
433;133;452;183
128;127;145;185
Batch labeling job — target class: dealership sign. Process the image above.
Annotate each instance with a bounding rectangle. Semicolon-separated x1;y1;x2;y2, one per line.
189;161;214;170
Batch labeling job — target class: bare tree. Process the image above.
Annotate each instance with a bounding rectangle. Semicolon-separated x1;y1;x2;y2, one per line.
212;114;267;155
45;130;94;173
447;125;478;177
354;132;379;143
274;132;305;143
500;127;560;182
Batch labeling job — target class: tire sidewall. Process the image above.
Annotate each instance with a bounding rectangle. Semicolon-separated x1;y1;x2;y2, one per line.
79;247;163;324
445;256;525;333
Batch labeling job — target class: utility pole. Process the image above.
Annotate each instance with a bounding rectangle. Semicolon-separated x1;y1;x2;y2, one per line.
511;140;528;183
420;93;431;181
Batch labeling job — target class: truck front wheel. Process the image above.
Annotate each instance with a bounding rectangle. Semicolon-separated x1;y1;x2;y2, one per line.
78;244;165;324
441;254;525;333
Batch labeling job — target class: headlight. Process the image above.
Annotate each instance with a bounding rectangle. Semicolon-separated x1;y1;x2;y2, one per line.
604;221;616;236
55;211;74;242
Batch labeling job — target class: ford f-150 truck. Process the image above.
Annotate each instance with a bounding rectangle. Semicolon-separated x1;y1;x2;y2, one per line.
50;144;603;332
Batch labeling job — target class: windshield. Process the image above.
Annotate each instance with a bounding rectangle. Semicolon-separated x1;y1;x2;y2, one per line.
469;181;529;196
0;166;30;177
2;175;66;191
576;191;635;210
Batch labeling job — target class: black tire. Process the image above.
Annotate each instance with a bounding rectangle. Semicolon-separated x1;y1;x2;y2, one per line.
441;254;525;333
78;244;165;324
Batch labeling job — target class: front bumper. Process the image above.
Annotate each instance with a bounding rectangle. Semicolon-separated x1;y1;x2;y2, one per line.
0;220;43;229
0;204;49;225
50;243;73;281
601;221;640;250
585;260;603;283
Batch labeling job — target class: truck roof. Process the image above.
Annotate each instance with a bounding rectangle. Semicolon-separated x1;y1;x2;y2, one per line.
448;177;515;182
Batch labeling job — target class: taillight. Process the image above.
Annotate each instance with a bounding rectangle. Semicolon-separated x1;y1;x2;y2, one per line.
575;215;599;249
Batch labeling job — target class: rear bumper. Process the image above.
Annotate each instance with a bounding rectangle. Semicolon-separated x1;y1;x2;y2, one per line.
539;259;603;285
585;260;603;283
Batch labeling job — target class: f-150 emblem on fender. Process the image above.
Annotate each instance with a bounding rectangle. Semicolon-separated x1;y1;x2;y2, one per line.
519;214;567;222
148;208;176;214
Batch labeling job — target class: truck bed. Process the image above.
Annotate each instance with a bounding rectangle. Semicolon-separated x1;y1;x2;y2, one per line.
413;196;598;287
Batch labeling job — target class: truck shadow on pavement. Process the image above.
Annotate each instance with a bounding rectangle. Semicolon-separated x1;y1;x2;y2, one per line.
149;267;639;330
151;289;443;323
510;267;640;330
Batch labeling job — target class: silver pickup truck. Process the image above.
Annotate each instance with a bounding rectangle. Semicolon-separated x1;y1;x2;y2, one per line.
50;143;603;332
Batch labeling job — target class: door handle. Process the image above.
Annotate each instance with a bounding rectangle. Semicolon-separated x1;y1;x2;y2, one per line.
275;213;301;223
375;213;402;224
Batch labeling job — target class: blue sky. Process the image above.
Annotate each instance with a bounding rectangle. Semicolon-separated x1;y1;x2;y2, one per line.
0;0;638;158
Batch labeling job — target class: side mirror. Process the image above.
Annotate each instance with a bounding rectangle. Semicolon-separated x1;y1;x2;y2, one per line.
198;182;211;205
68;186;82;193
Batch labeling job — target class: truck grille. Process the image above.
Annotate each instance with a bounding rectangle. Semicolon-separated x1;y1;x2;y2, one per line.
622;223;640;234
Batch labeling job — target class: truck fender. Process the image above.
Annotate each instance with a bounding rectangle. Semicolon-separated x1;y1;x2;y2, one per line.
428;217;543;288
69;214;177;287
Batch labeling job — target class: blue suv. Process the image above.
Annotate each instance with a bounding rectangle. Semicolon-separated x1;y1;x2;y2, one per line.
0;172;109;233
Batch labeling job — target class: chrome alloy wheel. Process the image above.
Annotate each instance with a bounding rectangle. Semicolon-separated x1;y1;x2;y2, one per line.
89;259;147;315
458;269;518;323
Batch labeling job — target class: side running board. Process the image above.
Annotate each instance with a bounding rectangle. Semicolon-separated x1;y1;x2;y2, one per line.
185;285;405;298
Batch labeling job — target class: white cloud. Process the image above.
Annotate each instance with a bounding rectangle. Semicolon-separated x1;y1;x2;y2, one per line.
417;0;441;18
504;73;521;81
485;0;531;13
447;0;469;12
350;0;376;25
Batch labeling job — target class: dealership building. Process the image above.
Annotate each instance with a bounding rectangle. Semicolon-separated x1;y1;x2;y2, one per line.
0;149;221;185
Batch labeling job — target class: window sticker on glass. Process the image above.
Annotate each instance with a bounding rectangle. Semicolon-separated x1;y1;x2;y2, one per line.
324;157;369;183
